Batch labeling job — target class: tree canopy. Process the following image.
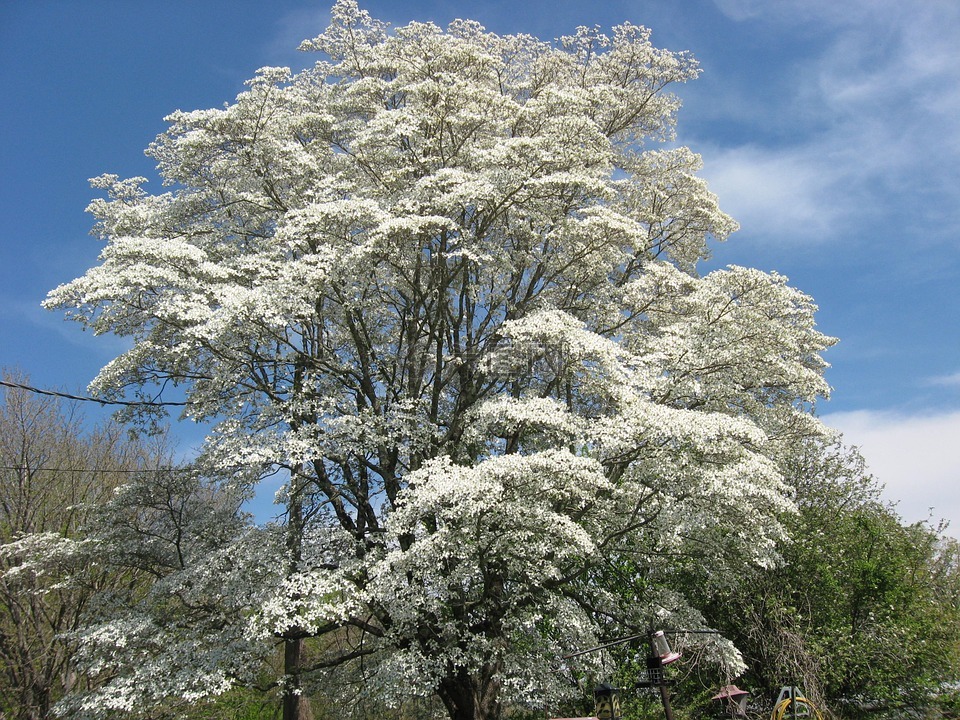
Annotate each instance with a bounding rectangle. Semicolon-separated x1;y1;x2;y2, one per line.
45;3;836;719
699;438;960;715
0;372;168;720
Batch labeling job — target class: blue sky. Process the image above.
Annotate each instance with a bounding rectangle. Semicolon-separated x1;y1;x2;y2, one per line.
2;0;959;531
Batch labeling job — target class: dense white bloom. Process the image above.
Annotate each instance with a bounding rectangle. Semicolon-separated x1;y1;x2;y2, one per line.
44;1;835;717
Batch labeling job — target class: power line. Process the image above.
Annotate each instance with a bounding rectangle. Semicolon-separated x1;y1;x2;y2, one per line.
0;380;188;407
0;464;168;475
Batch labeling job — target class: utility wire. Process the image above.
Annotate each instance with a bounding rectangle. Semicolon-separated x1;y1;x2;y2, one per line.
0;464;170;475
0;379;188;407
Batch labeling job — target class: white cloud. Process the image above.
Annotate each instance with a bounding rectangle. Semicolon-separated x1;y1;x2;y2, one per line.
712;0;920;31
710;0;765;22
3;297;131;361
699;0;960;246
927;373;960;389
698;144;852;242
263;6;334;66
822;409;960;537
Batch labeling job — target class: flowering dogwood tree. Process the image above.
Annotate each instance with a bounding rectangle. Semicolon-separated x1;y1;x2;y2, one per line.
46;2;835;718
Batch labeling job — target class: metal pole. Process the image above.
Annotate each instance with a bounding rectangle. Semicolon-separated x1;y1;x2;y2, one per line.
659;680;676;720
648;630;675;720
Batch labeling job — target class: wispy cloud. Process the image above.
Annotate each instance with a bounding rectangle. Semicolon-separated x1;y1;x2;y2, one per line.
3;296;131;359
697;143;854;242
926;372;960;389
700;0;960;246
823;409;960;536
262;6;335;67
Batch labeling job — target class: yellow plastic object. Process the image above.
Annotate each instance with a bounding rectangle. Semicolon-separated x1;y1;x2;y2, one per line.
771;696;823;720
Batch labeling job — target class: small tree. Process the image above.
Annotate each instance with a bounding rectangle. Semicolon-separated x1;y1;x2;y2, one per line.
56;462;261;719
45;3;835;719
0;372;158;719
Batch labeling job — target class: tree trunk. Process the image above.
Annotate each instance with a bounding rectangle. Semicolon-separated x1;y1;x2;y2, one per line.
283;463;313;720
283;636;314;720
436;664;503;720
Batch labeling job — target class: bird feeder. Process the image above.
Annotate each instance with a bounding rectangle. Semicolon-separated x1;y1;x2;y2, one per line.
712;685;750;717
593;682;622;720
651;630;682;666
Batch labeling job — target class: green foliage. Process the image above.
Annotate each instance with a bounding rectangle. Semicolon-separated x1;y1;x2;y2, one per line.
182;687;280;720
697;437;960;716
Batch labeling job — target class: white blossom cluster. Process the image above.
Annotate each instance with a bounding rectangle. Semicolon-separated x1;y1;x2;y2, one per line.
43;1;836;715
0;532;91;592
